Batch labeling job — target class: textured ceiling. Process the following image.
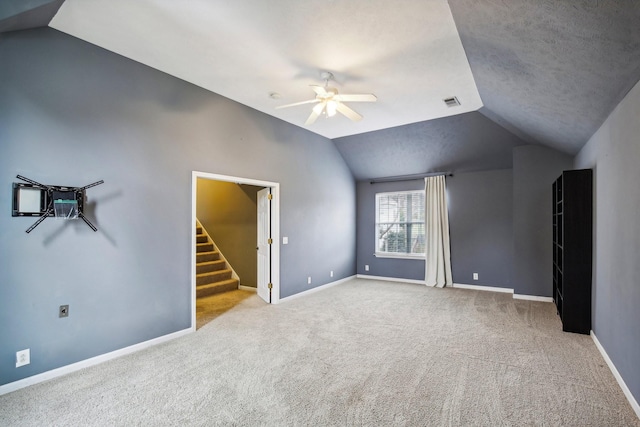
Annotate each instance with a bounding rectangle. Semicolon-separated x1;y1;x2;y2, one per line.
0;0;64;33
3;0;640;180
333;112;527;181
48;0;483;140
449;0;640;154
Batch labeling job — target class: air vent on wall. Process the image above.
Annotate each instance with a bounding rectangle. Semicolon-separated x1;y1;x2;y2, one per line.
443;96;460;107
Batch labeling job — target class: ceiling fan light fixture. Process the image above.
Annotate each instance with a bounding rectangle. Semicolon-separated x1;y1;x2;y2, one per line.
278;71;376;125
320;71;334;82
326;100;338;117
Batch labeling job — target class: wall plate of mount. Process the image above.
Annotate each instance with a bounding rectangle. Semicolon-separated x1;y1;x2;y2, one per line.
12;175;104;233
12;183;49;217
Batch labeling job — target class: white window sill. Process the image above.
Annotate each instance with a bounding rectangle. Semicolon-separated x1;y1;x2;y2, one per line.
374;253;425;260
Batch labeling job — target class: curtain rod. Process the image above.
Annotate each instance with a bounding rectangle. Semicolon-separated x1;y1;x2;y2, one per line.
369;171;453;184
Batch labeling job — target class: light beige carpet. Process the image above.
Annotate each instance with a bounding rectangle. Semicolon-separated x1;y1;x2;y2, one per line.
196;289;255;329
1;279;638;426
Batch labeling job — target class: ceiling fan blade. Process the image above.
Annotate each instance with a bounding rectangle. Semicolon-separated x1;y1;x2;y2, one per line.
276;99;320;109
334;94;377;102
310;85;328;97
336;102;363;122
305;102;325;125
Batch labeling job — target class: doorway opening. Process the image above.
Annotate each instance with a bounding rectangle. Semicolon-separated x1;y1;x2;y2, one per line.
191;171;280;330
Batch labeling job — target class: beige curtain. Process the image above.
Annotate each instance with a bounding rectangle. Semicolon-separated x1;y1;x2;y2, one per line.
424;175;452;287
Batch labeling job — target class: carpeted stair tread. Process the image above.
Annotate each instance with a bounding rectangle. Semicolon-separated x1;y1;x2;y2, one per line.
196;251;220;262
196;269;232;285
196;242;214;253
196;278;239;298
196;259;226;274
195;220;238;298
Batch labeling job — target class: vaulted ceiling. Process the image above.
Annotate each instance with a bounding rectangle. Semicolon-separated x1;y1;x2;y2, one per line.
3;0;640;180
450;0;640;154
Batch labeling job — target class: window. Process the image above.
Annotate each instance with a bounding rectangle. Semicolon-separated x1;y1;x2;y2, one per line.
375;190;425;257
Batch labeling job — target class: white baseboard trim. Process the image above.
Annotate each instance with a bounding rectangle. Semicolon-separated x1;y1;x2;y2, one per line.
591;331;640;419
238;285;257;292
453;283;552;302
356;278;551;302
513;294;553;302
452;282;514;294
356;274;426;286
277;275;356;303
0;327;193;396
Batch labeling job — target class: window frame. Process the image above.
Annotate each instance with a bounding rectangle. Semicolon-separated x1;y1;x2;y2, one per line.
374;189;426;259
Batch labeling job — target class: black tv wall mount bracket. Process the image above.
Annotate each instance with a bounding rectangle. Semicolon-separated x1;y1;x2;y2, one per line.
12;175;104;233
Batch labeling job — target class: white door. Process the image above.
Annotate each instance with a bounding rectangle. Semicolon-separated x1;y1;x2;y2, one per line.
257;188;271;303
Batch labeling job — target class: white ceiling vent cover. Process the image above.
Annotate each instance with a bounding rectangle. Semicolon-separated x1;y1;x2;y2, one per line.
443;96;461;107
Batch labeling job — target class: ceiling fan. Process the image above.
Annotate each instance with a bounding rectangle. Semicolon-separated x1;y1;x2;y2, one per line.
276;72;377;125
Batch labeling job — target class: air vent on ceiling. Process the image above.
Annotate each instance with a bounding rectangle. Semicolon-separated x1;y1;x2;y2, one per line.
443;96;461;107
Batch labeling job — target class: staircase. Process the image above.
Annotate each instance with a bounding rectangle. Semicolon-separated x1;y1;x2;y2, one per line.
196;219;239;297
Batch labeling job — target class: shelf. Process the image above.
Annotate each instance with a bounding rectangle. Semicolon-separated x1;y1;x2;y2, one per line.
552;169;592;335
557;273;563;296
556;294;563;316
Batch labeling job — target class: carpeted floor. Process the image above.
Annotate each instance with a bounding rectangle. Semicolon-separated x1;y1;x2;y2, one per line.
196;289;255;329
1;279;638;426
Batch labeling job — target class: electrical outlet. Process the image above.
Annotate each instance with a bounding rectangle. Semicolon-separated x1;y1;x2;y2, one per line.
16;349;30;368
473;273;479;281
365;265;369;271
307;276;311;284
330;271;334;278
59;305;69;318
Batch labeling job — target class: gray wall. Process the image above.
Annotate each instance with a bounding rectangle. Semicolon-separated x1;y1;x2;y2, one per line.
356;180;426;280
512;145;573;297
0;28;356;386
448;169;513;288
196;180;260;288
574;78;640;404
356;170;514;288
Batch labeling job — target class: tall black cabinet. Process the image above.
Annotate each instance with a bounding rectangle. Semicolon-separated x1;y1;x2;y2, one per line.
552;169;592;334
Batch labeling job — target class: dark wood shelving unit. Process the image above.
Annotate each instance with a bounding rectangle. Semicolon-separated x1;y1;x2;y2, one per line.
552;169;592;334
